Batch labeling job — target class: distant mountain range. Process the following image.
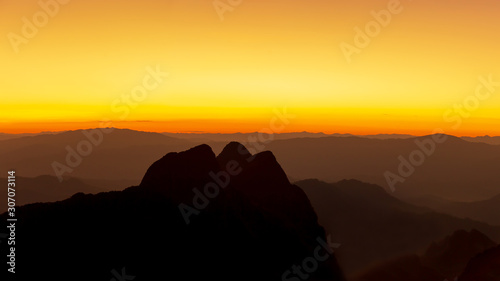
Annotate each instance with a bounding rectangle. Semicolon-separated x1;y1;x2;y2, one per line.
461;135;500;145
0;131;64;141
2;128;500;201
0;176;126;211
161;132;415;142
3;129;500;144
0;128;198;181
267;135;500;201
406;194;500;226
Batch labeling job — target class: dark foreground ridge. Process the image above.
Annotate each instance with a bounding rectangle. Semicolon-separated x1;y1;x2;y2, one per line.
1;143;345;281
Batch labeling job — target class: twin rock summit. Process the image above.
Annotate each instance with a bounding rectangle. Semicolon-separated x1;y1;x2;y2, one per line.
4;142;345;281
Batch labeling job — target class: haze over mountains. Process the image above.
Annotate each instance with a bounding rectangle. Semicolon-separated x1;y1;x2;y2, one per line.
0;131;62;141
0;129;197;182
265;135;500;201
0;176;120;212
2;128;500;203
161;132;416;143
461;136;500;145
406;194;500;226
4;129;499;143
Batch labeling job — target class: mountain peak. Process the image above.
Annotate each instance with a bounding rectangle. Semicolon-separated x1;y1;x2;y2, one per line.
221;141;250;155
217;141;252;169
139;143;293;201
140;144;219;193
241;150;291;186
215;142;290;186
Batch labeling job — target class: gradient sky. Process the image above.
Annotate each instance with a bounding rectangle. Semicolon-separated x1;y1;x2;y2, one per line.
1;0;500;135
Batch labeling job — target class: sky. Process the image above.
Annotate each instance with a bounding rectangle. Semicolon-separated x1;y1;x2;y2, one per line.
1;0;500;135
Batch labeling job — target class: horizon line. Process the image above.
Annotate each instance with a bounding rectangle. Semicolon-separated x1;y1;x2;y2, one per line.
0;127;498;138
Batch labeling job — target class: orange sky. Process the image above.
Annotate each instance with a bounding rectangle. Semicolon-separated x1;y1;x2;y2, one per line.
1;0;500;135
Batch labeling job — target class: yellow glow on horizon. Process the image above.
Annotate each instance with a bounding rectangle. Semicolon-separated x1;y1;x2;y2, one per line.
1;0;500;135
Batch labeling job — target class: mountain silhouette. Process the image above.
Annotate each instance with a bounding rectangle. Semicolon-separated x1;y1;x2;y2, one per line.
459;244;500;281
296;179;500;276
352;229;498;281
421;229;497;279
0;143;344;281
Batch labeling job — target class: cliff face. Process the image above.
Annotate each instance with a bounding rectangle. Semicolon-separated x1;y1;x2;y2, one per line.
1;143;345;281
